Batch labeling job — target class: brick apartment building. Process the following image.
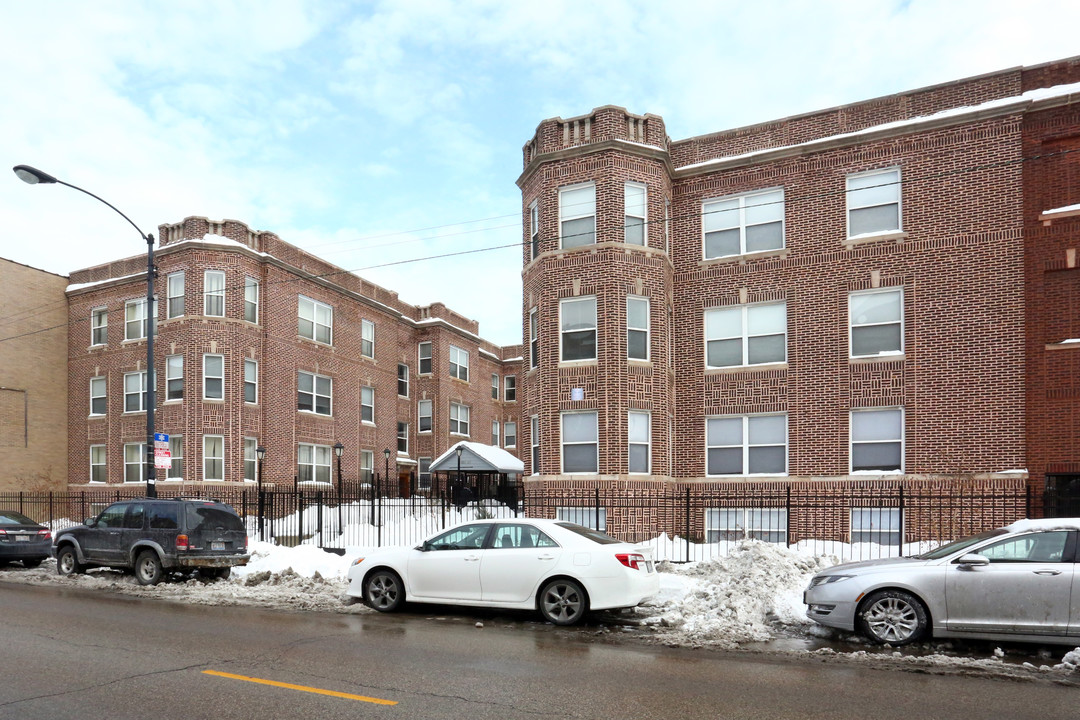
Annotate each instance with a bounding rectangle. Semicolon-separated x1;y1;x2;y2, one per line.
65;217;523;493
516;56;1080;534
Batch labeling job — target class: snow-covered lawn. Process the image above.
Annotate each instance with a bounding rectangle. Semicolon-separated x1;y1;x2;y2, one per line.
5;538;1080;682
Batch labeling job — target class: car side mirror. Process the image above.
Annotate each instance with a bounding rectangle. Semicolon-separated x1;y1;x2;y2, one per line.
420;540;431;552
956;553;989;567
84;517;97;527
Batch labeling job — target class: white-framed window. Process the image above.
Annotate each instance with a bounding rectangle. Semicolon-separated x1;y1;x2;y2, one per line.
203;354;224;401
124;298;154;340
557;506;606;531
168;435;184;480
559;183;596;248
204;270;225;317
627;295;649;361
849;288;903;357
561;410;598;473
491;420;500;446
491;373;500;400
624;182;647;245
124;442;147;483
298;295;333;344
418;399;433;432
561;296;597;361
360;450;374;484
851;407;904;473
628;411;650;474
705;301;786;368
529;200;540;260
418;457;432;490
706;414;787;476
298;371;332;415
529;307;539;369
244;437;257;482
361;319;375;358
90;376;106;415
124;371;147;413
244;277;259;323
847;168;901;237
91;307;108;346
705;508;788;544
166;355;183;401
244;359;257;404
531;415;540;475
851;507;902;546
505;376;516;402
703;188;785;259
449;345;469;381
398;422;408;454
397;363;409;397
450;402;470;436
418;342;432;375
203;435;224;481
298;443;332;484
90;445;106;483
167;272;185;318
505;421;517;448
360;386;374;423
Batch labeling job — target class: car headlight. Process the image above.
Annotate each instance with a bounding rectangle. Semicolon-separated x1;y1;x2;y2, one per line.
809;574;853;588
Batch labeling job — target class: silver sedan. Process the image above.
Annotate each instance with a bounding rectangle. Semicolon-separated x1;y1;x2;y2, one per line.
804;518;1080;645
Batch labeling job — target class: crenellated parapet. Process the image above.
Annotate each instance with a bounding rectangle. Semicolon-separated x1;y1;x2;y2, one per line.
522;106;668;170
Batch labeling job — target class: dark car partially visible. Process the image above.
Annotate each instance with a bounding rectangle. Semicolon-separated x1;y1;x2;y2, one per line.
0;510;52;568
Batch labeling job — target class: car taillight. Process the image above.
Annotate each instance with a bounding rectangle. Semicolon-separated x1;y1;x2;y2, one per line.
176;534;189;551
616;553;646;570
38;529;51;541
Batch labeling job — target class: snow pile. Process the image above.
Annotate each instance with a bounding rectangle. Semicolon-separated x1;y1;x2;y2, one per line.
641;541;836;648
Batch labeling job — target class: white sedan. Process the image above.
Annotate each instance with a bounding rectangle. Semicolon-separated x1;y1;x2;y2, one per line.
345;518;660;625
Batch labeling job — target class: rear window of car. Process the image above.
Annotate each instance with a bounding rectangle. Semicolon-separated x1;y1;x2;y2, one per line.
185;504;244;534
0;511;37;525
555;522;621;545
148;504;179;530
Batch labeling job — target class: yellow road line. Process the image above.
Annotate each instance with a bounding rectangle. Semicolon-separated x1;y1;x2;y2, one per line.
202;670;397;705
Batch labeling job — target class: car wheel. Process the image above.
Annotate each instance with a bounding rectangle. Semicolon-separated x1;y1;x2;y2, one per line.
215;567;231;580
858;589;929;645
23;558;43;569
56;545;83;576
364;569;404;612
539;578;588;626
135;550;164;586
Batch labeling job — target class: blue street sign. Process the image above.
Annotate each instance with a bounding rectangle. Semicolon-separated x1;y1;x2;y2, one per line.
154;433;169;443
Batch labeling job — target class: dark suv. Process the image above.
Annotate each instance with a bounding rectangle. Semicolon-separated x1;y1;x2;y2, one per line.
53;498;249;585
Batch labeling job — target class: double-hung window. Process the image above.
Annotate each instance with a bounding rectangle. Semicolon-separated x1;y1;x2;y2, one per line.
244;359;257;403
624;182;647;245
627;296;649;360
492;420;500;446
847;168;901;237
298;371;332;415
90;376;106;415
204;270;225;317
851;408;904;472
561;411;598;473
398;363;409;397
298;443;331;484
298;296;332;344
166;355;183;401
124;443;148;483
703;188;784;259
125;299;154;340
628;411;650;474
449;345;469;381
531;416;540;475
505;376;516;402
398;422;408;453
418;457;432;490
505;421;517;448
360;450;374;484
450;402;470;436
849;289;903;357
203;436;224;481
168;435;184;479
418;342;432;374
706;414;787;476
90;445;106;483
559;183;596;248
851;508;902;546
124;371;148;413
167;272;185;318
244;277;259;323
561;296;597;361
705;301;786;368
418;399;432;432
529;308;539;369
91;308;108;346
491;373;500;400
360;386;374;423
244;437;258;482
361;319;375;358
529;201;540;260
203;355;224;400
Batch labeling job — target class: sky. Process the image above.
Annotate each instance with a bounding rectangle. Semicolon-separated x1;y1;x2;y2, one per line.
3;1;1080;347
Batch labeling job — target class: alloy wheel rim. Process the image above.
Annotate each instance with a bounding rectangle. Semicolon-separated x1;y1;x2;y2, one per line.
543;584;582;621
370;576;397;609
866;597;918;642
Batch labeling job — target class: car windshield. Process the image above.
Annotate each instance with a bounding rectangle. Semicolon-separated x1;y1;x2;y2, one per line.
555;522;622;545
185;505;244;533
915;527;1010;559
0;511;37;525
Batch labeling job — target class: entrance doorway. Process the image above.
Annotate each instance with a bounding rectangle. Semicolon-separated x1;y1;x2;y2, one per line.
399;470;412;499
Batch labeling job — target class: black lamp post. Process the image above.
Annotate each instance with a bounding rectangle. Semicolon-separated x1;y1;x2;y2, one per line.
334;441;344;534
256;445;266;541
14;165;158;497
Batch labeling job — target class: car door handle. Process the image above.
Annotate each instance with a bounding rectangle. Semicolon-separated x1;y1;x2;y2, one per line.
1034;569;1062;576
463;555;480;562
537;554;555;561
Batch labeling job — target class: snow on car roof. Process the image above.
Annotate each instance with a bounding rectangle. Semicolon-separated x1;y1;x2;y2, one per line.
1005;518;1080;532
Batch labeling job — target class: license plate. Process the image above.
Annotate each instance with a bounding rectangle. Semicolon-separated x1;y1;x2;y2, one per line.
211;542;226;551
15;535;29;542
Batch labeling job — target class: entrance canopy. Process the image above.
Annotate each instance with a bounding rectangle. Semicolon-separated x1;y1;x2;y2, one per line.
429;441;524;475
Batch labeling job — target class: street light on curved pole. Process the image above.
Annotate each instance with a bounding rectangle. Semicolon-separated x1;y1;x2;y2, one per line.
13;165;158;498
